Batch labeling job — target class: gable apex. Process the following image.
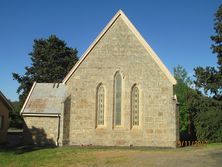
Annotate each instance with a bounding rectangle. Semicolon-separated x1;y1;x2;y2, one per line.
63;10;177;85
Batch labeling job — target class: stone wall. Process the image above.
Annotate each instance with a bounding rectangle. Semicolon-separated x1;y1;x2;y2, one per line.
23;116;59;146
62;96;71;145
66;16;178;147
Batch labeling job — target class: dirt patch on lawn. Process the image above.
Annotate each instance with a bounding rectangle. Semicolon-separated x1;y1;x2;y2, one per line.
89;147;222;167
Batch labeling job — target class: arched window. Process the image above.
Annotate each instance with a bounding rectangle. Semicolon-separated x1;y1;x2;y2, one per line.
114;72;122;126
131;85;139;126
96;84;104;126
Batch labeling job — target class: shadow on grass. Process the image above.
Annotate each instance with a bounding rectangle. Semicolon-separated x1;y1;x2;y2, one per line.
0;124;57;155
0;144;56;155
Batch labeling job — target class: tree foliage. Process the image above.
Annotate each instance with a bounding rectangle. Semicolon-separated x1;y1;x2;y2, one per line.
190;96;222;142
174;65;222;142
9;101;23;128
192;4;222;142
173;65;193;133
194;4;222;100
13;35;78;106
174;65;192;86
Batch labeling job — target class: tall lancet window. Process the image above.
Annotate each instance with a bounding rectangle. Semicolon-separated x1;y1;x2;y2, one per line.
97;84;105;126
114;72;122;126
131;85;139;126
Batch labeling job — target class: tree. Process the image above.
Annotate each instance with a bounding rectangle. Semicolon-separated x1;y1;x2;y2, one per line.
174;65;222;142
13;35;78;107
194;4;222;100
190;96;222;142
9;101;23;128
173;65;193;133
192;4;222;142
174;65;192;86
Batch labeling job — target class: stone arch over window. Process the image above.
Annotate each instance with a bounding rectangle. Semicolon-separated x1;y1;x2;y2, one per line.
114;71;122;126
96;83;105;126
131;84;139;126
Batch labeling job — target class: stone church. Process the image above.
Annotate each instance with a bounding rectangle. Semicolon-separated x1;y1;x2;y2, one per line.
21;10;179;147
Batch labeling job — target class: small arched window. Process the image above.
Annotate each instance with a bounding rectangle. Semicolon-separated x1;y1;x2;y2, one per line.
96;84;105;126
131;85;139;126
114;72;122;126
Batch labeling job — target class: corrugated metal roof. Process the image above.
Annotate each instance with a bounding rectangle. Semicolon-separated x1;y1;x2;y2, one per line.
23;83;66;114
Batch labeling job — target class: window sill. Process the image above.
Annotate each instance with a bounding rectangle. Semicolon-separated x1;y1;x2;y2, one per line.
96;125;107;129
113;125;125;130
131;126;141;130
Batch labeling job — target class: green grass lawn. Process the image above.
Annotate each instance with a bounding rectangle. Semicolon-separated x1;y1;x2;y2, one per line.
0;143;222;167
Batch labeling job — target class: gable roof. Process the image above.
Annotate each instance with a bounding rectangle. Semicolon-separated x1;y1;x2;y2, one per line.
62;10;177;85
20;83;66;116
0;91;13;110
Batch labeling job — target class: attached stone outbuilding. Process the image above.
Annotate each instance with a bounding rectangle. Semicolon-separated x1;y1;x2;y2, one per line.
21;10;179;147
21;83;66;146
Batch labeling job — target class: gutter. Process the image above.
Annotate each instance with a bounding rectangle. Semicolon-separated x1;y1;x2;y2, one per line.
21;113;60;117
56;115;61;146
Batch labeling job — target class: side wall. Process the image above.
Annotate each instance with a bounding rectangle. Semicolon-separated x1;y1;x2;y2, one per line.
0;100;9;143
23;116;59;146
67;17;177;147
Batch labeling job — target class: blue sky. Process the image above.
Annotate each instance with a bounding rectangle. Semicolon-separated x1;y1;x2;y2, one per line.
0;0;221;101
